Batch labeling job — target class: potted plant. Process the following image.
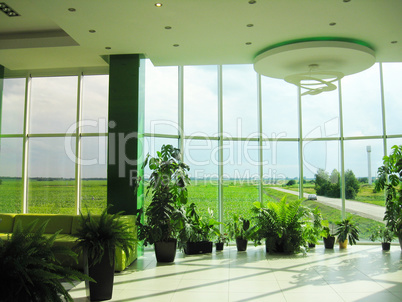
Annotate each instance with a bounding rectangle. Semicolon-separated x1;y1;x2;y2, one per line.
180;204;220;254
252;196;311;254
303;207;323;248
136;144;190;262
375;144;402;250
228;214;254;251
334;217;359;249
369;225;394;251
75;208;136;301
321;220;336;249
0;220;90;302
215;229;228;251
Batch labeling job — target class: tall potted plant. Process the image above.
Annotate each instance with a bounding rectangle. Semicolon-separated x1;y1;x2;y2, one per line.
0;220;90;302
137;144;190;262
228;214;254;251
375;144;402;250
75;208;136;301
320;220;336;249
334;217;359;249
369;225;394;251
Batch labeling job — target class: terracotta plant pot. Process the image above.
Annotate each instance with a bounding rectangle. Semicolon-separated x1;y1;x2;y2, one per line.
339;239;348;249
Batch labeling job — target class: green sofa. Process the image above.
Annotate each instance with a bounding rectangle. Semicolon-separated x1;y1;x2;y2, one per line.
0;213;137;272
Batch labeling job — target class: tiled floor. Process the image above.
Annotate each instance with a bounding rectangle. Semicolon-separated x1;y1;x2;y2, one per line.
69;244;402;302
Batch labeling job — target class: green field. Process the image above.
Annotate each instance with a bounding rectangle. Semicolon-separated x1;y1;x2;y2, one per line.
1;178;384;240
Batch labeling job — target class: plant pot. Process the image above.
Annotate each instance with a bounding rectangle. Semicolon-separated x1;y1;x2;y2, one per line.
88;249;115;301
382;242;391;251
236;238;248;251
184;241;213;255
155;239;177;262
339;239;348;249
215;242;224;251
308;243;316;248
323;236;335;249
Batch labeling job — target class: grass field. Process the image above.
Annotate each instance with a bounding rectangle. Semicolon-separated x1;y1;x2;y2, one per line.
1;178;385;240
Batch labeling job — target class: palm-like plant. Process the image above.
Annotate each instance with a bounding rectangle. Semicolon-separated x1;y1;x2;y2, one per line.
0;220;90;302
334;217;359;246
253;196;311;253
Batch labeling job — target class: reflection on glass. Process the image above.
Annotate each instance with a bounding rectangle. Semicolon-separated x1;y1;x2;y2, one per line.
144;60;178;135
28;138;76;214
383;63;402;136
0;138;23;213
80;137;107;214
81;75;109;133
342;64;382;137
1;78;25;134
261;77;298;138
184;66;218;137
344;139;385;240
29;76;78;134
223;65;258;138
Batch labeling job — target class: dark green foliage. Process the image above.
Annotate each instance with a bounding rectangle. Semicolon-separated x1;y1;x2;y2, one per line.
75;207;137;266
137;144;190;245
314;168;359;199
0;220;90;302
375;145;402;237
286;179;296;186
227;214;254;240
368;225;394;243
334;217;360;245
252;196;311;254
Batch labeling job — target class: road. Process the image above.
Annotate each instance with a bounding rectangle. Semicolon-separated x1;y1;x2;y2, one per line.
270;187;385;223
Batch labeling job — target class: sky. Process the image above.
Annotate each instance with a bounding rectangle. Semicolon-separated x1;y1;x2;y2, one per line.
1;61;401;181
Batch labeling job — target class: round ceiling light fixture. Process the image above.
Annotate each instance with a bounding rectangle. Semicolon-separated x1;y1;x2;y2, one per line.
254;40;375;96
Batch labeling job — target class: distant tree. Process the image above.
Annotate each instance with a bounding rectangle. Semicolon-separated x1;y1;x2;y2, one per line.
314;169;329;196
286;179;296;186
358;177;368;183
0;179;2;185
345;169;360;199
314;168;359;199
330;169;340;184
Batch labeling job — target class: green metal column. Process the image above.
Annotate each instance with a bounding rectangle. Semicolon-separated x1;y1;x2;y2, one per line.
107;54;144;215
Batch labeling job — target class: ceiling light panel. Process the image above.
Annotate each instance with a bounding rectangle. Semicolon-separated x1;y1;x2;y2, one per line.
0;2;20;17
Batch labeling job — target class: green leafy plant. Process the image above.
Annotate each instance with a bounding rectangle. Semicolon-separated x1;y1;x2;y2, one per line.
375;145;402;239
369;225;394;243
303;207;323;245
320;220;335;238
75;207;137;266
0;220;90;302
137;144;190;245
334;217;360;245
252;196;311;253
227;214;254;241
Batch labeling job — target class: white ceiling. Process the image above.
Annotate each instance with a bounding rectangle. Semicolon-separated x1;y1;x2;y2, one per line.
0;0;401;76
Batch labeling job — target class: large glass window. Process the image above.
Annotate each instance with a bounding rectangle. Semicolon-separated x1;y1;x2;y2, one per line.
383;63;402;135
1;78;25;134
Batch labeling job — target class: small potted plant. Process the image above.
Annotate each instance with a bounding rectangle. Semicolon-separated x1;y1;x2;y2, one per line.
303;207;323;248
321;220;336;249
75;208;136;301
215;231;228;251
369;225;394;251
228;214;254;251
334;217;359;249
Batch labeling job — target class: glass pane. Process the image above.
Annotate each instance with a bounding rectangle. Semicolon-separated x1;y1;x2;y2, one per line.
184;66;218;137
29;76;78;134
344;139;385;241
263;141;299;201
302;89;339;139
0;138;23;213
342;64;382;137
261;77;298;138
80;136;107;214
28;137;76;214
222;65;258;138
1;78;25;134
383;62;402;136
222;140;259;225
144;60;178;135
81;75;109;133
183;138;218;218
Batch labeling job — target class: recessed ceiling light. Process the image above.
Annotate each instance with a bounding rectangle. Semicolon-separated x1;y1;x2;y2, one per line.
0;2;20;17
155;3;162;7
248;0;257;4
391;41;398;44
246;42;252;45
89;29;96;33
105;47;111;50
329;22;336;26
246;24;254;27
68;8;76;12
173;44;180;47
165;26;172;30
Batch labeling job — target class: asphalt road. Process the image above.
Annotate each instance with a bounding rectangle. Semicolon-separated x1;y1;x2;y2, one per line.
271;187;386;223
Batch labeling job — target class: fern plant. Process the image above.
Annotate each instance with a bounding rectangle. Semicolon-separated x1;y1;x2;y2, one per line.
0;220;90;302
253;196;311;253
